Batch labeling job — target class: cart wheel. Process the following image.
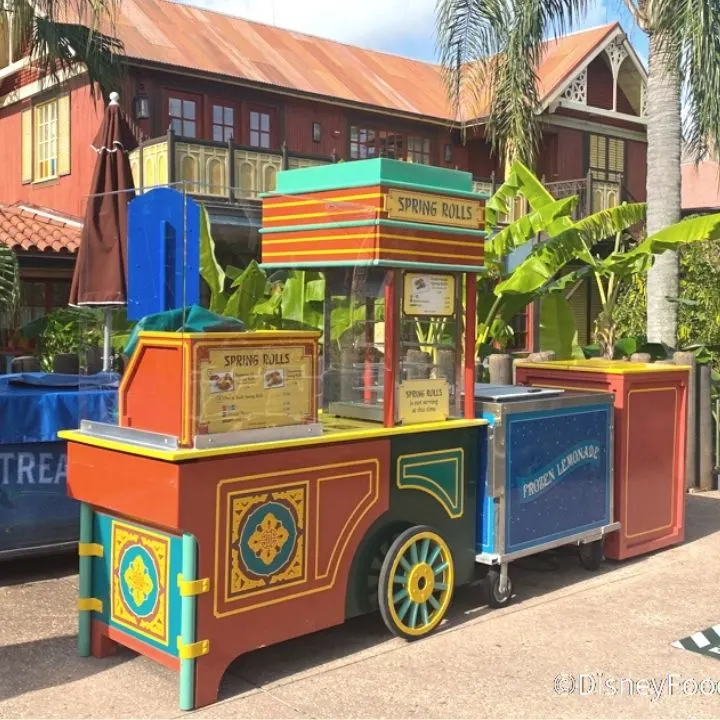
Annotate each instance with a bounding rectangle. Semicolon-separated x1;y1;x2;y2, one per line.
485;568;513;608
578;539;604;571
378;526;454;640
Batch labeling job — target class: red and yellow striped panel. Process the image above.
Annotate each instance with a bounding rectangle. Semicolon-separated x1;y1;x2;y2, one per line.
262;186;383;229
261;224;484;267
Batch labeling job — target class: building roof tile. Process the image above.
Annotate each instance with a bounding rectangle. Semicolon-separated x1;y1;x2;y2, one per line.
0;205;81;254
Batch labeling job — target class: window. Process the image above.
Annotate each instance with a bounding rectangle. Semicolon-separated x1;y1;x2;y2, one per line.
407;136;431;164
34;100;58;180
249;110;271;148
350;126;431;162
169;96;197;138
212;104;234;142
21;95;70;184
350;126;377;159
588;134;625;183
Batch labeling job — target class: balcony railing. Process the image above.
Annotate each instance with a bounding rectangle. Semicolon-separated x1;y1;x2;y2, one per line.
129;131;335;202
545;173;630;219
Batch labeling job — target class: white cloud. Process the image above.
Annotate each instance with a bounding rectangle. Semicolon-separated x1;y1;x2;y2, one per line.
180;0;437;59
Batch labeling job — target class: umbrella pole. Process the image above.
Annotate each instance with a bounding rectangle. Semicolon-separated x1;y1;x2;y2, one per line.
103;308;112;372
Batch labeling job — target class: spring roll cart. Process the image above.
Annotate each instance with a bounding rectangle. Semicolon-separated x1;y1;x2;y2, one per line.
59;159;490;710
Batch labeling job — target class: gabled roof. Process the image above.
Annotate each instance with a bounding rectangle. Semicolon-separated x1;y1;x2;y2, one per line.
0;205;81;253
112;0;621;122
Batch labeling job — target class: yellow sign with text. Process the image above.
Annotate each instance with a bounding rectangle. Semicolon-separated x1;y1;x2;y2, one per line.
398;379;450;425
197;345;314;434
386;188;483;229
403;273;456;317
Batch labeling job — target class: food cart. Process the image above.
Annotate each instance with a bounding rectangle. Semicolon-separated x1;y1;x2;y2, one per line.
60;160;488;710
59;160;621;710
474;384;618;606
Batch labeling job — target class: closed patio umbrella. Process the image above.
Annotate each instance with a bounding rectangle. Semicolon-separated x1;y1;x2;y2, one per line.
69;91;137;370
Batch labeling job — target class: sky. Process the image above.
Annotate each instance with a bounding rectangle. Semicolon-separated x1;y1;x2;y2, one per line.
178;0;649;66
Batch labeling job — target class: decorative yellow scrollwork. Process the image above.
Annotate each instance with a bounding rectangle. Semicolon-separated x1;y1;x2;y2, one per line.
124;555;155;606
248;512;290;566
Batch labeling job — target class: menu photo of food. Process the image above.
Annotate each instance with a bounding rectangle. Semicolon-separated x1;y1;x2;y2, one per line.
208;371;235;394
263;368;285;389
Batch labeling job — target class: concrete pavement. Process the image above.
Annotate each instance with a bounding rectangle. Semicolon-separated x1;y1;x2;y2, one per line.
2;491;720;718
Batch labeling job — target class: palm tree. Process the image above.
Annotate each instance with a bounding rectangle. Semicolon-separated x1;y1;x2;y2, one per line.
436;0;720;348
1;1;122;97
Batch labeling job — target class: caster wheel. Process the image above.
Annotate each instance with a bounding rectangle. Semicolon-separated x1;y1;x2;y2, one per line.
578;539;604;570
485;568;513;608
378;525;454;640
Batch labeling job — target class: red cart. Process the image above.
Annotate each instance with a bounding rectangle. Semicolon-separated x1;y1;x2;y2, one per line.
515;360;688;560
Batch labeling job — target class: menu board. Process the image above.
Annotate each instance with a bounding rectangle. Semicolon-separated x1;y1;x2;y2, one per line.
196;344;315;435
403;273;456;317
398;379;450;424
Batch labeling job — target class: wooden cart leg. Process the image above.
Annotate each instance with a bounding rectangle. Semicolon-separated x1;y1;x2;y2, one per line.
193;655;229;710
90;620;117;659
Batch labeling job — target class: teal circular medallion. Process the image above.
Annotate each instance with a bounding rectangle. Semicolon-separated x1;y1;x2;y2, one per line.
118;544;160;618
240;501;297;577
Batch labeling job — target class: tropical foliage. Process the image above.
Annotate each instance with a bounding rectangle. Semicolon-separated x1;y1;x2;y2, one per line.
1;1;122;97
540;216;720;358
436;0;720;349
477;161;645;354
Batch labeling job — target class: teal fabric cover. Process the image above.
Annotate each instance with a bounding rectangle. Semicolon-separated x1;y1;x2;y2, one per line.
124;305;244;357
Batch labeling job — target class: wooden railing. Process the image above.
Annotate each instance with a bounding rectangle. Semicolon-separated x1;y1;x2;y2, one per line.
129;131;335;202
545;173;627;218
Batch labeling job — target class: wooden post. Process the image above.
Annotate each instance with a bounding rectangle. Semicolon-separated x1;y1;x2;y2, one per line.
699;363;713;491
281;141;289;170
167;125;176;188
674;352;697;490
488;354;512;385
227;136;236;202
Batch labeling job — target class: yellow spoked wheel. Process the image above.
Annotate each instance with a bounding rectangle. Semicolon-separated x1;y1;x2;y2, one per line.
378;526;454;640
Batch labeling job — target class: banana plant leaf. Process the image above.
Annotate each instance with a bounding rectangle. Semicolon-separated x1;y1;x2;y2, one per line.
485;160;557;226
604;213;720;277
199;206;226;314
539;292;580;360
224;260;268;327
485;196;577;267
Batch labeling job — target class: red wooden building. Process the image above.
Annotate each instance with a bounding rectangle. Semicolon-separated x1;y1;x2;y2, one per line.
0;0;648;355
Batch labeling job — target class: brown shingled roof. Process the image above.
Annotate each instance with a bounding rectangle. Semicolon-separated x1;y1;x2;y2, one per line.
111;0;619;122
0;205;81;254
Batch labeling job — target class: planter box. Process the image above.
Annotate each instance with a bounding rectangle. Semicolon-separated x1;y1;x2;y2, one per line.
514;360;689;560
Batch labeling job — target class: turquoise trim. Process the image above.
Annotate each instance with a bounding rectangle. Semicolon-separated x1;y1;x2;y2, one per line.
78;503;92;657
260;218;487;237
261;158;478;197
261;259;487;272
179;534;197;711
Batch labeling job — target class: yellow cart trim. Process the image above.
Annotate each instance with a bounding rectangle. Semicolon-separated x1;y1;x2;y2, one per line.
78;542;104;558
177;637;209;659
78;598;103;613
515;360;691;375
59;418;486;462
177;574;210;597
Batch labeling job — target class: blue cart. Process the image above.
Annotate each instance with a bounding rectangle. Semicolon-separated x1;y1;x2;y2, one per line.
475;385;620;606
0;373;117;559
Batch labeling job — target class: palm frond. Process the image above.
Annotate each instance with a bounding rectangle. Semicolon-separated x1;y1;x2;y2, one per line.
7;1;123;98
436;0;587;165
0;245;19;313
653;0;720;161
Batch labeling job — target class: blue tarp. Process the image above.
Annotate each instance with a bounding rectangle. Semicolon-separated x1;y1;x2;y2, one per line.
0;372;118;445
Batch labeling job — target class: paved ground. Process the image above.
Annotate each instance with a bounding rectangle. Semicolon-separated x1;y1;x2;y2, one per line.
2;492;720;719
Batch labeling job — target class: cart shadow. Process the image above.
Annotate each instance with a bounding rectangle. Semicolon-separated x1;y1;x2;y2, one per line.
0;634;132;703
0;550;78;587
222;492;720;700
